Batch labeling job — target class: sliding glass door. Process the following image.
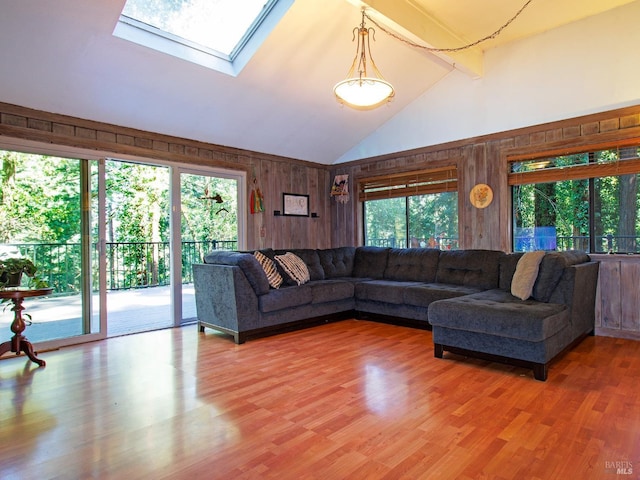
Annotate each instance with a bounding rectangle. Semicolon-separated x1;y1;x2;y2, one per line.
100;162;244;333
0;147;245;351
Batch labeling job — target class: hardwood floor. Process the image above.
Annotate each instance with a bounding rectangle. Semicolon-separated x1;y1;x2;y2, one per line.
1;320;638;479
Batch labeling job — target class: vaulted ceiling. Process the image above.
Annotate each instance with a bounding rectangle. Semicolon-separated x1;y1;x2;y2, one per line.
0;0;636;164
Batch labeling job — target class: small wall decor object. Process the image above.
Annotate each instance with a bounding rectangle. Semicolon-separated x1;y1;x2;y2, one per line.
331;174;349;204
282;193;309;217
250;172;265;214
470;183;493;209
200;187;228;215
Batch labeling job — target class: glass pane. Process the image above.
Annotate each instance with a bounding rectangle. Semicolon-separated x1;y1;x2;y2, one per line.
510;153;590;174
105;160;171;336
511;147;639;175
0;151;92;342
594;174;640;253
364;198;406;248
513;180;589;252
408;192;458;249
121;0;271;55
180;173;238;255
180;172;238;323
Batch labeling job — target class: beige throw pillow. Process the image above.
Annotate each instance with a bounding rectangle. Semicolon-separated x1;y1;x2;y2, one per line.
275;252;310;286
511;251;546;300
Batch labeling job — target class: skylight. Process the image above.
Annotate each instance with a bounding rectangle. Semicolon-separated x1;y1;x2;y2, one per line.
114;0;292;76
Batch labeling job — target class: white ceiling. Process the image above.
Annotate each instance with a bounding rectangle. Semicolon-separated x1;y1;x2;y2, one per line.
0;0;636;164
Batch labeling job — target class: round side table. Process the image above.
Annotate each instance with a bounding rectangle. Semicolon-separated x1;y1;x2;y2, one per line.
0;288;53;366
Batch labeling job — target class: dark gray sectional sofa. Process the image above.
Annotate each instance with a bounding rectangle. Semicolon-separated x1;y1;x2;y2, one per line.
193;246;599;380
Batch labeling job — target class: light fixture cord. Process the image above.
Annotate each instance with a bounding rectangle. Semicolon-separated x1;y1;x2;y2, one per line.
364;0;534;53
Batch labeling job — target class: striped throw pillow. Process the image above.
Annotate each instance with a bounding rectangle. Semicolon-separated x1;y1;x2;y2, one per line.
275;252;310;286
254;251;283;289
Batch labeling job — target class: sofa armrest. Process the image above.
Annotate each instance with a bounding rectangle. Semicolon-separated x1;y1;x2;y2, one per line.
549;261;599;335
193;263;260;334
569;261;599;334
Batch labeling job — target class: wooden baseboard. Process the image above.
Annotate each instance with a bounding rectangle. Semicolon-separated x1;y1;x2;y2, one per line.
595;327;640;341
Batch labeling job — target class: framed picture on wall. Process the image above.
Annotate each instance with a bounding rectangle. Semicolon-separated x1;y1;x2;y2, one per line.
282;193;309;216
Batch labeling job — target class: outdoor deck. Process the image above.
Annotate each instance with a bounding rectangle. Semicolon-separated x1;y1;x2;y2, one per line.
0;284;197;343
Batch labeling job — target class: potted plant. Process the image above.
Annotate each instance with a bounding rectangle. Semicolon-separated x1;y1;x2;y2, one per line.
0;257;48;289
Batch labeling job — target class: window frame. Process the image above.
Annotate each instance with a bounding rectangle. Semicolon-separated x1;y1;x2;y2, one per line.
508;139;640;253
359;166;459;249
114;0;294;76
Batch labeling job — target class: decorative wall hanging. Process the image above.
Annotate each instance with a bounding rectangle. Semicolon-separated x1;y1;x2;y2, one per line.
469;183;493;209
200;188;228;214
249;170;265;214
331;174;350;204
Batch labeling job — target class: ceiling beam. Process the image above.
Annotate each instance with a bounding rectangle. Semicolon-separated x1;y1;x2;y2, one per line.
352;0;484;78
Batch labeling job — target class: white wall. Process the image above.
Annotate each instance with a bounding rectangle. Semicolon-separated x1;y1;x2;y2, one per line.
335;1;640;163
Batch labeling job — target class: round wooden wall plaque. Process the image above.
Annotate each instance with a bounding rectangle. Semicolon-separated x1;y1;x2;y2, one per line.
469;183;493;209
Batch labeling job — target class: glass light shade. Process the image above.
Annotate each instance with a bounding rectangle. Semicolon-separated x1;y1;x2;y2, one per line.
334;77;394;110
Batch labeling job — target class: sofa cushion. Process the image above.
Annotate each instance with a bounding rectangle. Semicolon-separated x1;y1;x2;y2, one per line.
403;283;484;308
532;251;590;302
317;247;356;278
258;285;313;313
288;249;324;281
499;252;524;290
309;279;355;304
275;252;310;286
511;251;545;300
384;248;440;282
352;246;389;279
253;251;283;289
436;250;503;289
203;251;270;295
428;289;569;342
355;280;423;304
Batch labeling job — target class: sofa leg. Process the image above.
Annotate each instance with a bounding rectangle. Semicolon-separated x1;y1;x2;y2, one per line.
533;363;548;381
199;324;205;333
434;343;444;358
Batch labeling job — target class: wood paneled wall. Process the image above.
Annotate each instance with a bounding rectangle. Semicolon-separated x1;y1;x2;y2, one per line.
0;102;332;250
592;254;640;340
251;157;330;250
330;105;640;250
4;101;640;339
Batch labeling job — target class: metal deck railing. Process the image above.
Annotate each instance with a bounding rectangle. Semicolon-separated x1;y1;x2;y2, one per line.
1;240;237;295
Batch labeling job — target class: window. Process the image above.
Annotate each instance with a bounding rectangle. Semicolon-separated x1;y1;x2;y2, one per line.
114;0;293;75
360;167;458;249
509;142;640;253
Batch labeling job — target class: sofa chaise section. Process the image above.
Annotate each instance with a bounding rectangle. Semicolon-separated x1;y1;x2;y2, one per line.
428;252;600;381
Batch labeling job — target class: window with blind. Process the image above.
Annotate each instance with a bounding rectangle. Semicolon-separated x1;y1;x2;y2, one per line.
509;141;640;253
360;166;459;249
